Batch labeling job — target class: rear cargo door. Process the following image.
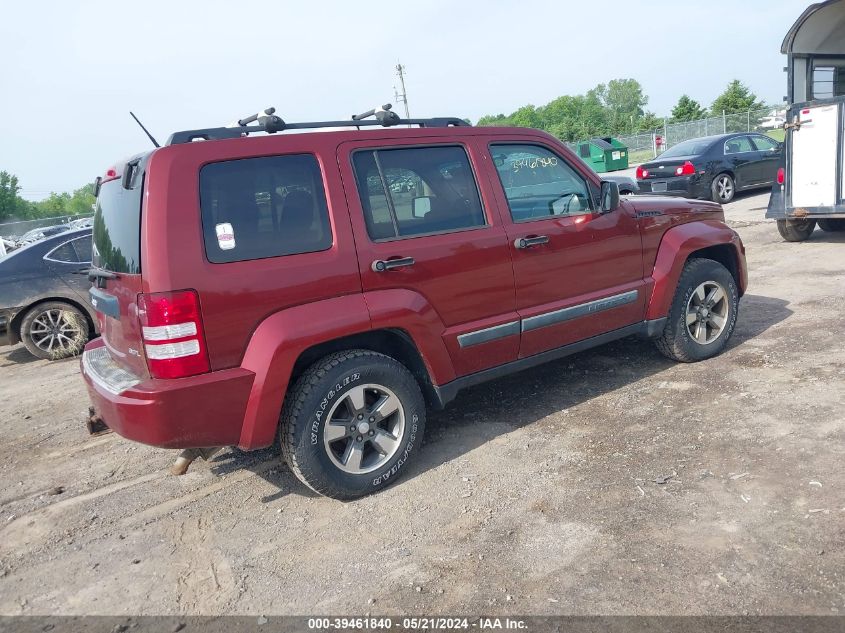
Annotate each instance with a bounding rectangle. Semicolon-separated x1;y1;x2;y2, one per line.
789;102;841;208
90;158;149;377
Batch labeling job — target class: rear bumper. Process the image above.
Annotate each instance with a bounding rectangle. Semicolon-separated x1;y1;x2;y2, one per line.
637;175;709;199
81;338;255;449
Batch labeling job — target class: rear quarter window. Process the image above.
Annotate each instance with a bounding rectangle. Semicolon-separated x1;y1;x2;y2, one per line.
199;154;332;263
93;178;143;274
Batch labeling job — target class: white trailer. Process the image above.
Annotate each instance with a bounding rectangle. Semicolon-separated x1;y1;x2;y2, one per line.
767;0;845;240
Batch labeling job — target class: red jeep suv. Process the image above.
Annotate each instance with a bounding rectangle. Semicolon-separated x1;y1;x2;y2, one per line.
81;108;747;499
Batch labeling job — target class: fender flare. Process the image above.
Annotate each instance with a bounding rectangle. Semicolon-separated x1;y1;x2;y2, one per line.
236;289;454;450
646;220;746;321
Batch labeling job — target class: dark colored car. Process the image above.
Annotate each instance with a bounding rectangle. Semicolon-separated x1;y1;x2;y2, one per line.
602;174;639;195
0;228;96;359
636;133;782;203
81;110;746;499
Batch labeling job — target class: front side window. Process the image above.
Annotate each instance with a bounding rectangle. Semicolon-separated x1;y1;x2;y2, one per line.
724;137;754;155
199;154;332;263
490;144;592;222
352;145;486;240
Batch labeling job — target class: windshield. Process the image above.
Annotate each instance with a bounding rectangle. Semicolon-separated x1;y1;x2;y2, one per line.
660;139;713;159
92;175;143;274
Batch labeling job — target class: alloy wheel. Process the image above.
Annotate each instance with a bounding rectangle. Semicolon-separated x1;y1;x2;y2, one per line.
29;309;84;354
685;281;730;345
323;383;406;474
716;175;734;202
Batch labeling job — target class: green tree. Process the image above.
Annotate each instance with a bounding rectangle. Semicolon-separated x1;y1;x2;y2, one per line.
592;79;648;133
509;105;543;129
671;95;707;122
711;80;764;115
636;112;663;132
476;113;512;127
0;171;33;221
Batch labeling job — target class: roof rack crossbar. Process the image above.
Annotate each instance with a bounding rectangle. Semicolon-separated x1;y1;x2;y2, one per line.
166;117;470;145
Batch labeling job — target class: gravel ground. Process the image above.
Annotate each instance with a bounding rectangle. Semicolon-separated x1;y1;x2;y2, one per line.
0;191;843;616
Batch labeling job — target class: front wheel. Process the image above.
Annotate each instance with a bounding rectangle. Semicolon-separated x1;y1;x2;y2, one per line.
777;218;816;242
19;301;90;360
654;258;739;363
710;173;736;203
280;350;426;500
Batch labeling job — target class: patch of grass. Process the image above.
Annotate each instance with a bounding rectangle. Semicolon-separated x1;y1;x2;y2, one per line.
766;129;785;142
627;149;655;166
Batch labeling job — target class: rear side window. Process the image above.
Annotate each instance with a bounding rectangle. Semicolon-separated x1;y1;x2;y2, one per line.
200;154;332;263
72;236;93;263
352;146;486;240
93;178;143;274
46;241;78;263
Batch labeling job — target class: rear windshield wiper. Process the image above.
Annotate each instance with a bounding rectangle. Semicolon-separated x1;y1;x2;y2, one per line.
82;267;120;282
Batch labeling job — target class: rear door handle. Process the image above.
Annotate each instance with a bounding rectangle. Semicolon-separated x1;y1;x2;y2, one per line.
514;235;550;249
372;257;415;272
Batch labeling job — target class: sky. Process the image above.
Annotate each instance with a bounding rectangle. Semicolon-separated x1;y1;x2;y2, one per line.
1;0;810;200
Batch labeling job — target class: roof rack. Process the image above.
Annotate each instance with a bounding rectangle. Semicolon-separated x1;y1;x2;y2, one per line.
165;104;470;146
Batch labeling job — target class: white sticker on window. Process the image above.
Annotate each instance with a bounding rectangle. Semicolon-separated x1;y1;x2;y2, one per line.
215;223;236;250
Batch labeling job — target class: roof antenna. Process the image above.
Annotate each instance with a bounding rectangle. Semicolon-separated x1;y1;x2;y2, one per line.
129;111;160;148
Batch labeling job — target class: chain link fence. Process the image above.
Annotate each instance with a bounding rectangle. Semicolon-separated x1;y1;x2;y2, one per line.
569;107;782;165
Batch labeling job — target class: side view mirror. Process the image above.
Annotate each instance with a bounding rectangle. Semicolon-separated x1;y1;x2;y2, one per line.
412;196;432;218
600;181;620;213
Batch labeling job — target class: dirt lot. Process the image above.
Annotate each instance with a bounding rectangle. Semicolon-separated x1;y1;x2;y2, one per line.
1;192;843;616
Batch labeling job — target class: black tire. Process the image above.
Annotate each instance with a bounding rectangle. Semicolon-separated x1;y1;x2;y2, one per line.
710;172;736;203
19;301;90;360
776;218;816;242
280;350;426;500
817;218;845;232
654;258;739;363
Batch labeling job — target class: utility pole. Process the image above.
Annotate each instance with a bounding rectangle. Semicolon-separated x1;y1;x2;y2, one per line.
394;63;410;122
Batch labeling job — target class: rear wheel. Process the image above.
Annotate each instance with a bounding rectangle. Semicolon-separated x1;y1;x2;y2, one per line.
710;173;735;203
19;301;90;360
776;218;816;242
817;218;845;232
654;258;739;363
280;350;426;499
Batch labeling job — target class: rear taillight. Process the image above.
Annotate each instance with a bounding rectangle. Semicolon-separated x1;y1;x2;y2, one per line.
138;290;210;379
777;167;785;185
675;161;696;176
636;165;649;179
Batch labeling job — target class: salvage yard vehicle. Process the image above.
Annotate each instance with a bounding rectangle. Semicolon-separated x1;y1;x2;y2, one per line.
768;0;845;241
0;228;96;359
81;105;747;499
636;132;782;203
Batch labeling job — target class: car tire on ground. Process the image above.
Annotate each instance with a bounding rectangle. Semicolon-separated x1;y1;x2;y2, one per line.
710;172;736;203
817;218;845;232
19;301;90;361
280;349;426;500
654;258;739;363
776;218;816;242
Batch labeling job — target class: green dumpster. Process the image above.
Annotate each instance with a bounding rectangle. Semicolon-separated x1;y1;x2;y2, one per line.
576;137;629;173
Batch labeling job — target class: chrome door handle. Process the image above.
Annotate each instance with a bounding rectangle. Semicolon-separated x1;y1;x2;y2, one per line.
514;235;550;249
372;257;415;272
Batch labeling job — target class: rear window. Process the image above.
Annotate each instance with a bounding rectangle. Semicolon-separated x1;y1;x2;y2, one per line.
93;177;143;274
660;139;713;158
199;154;332;263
